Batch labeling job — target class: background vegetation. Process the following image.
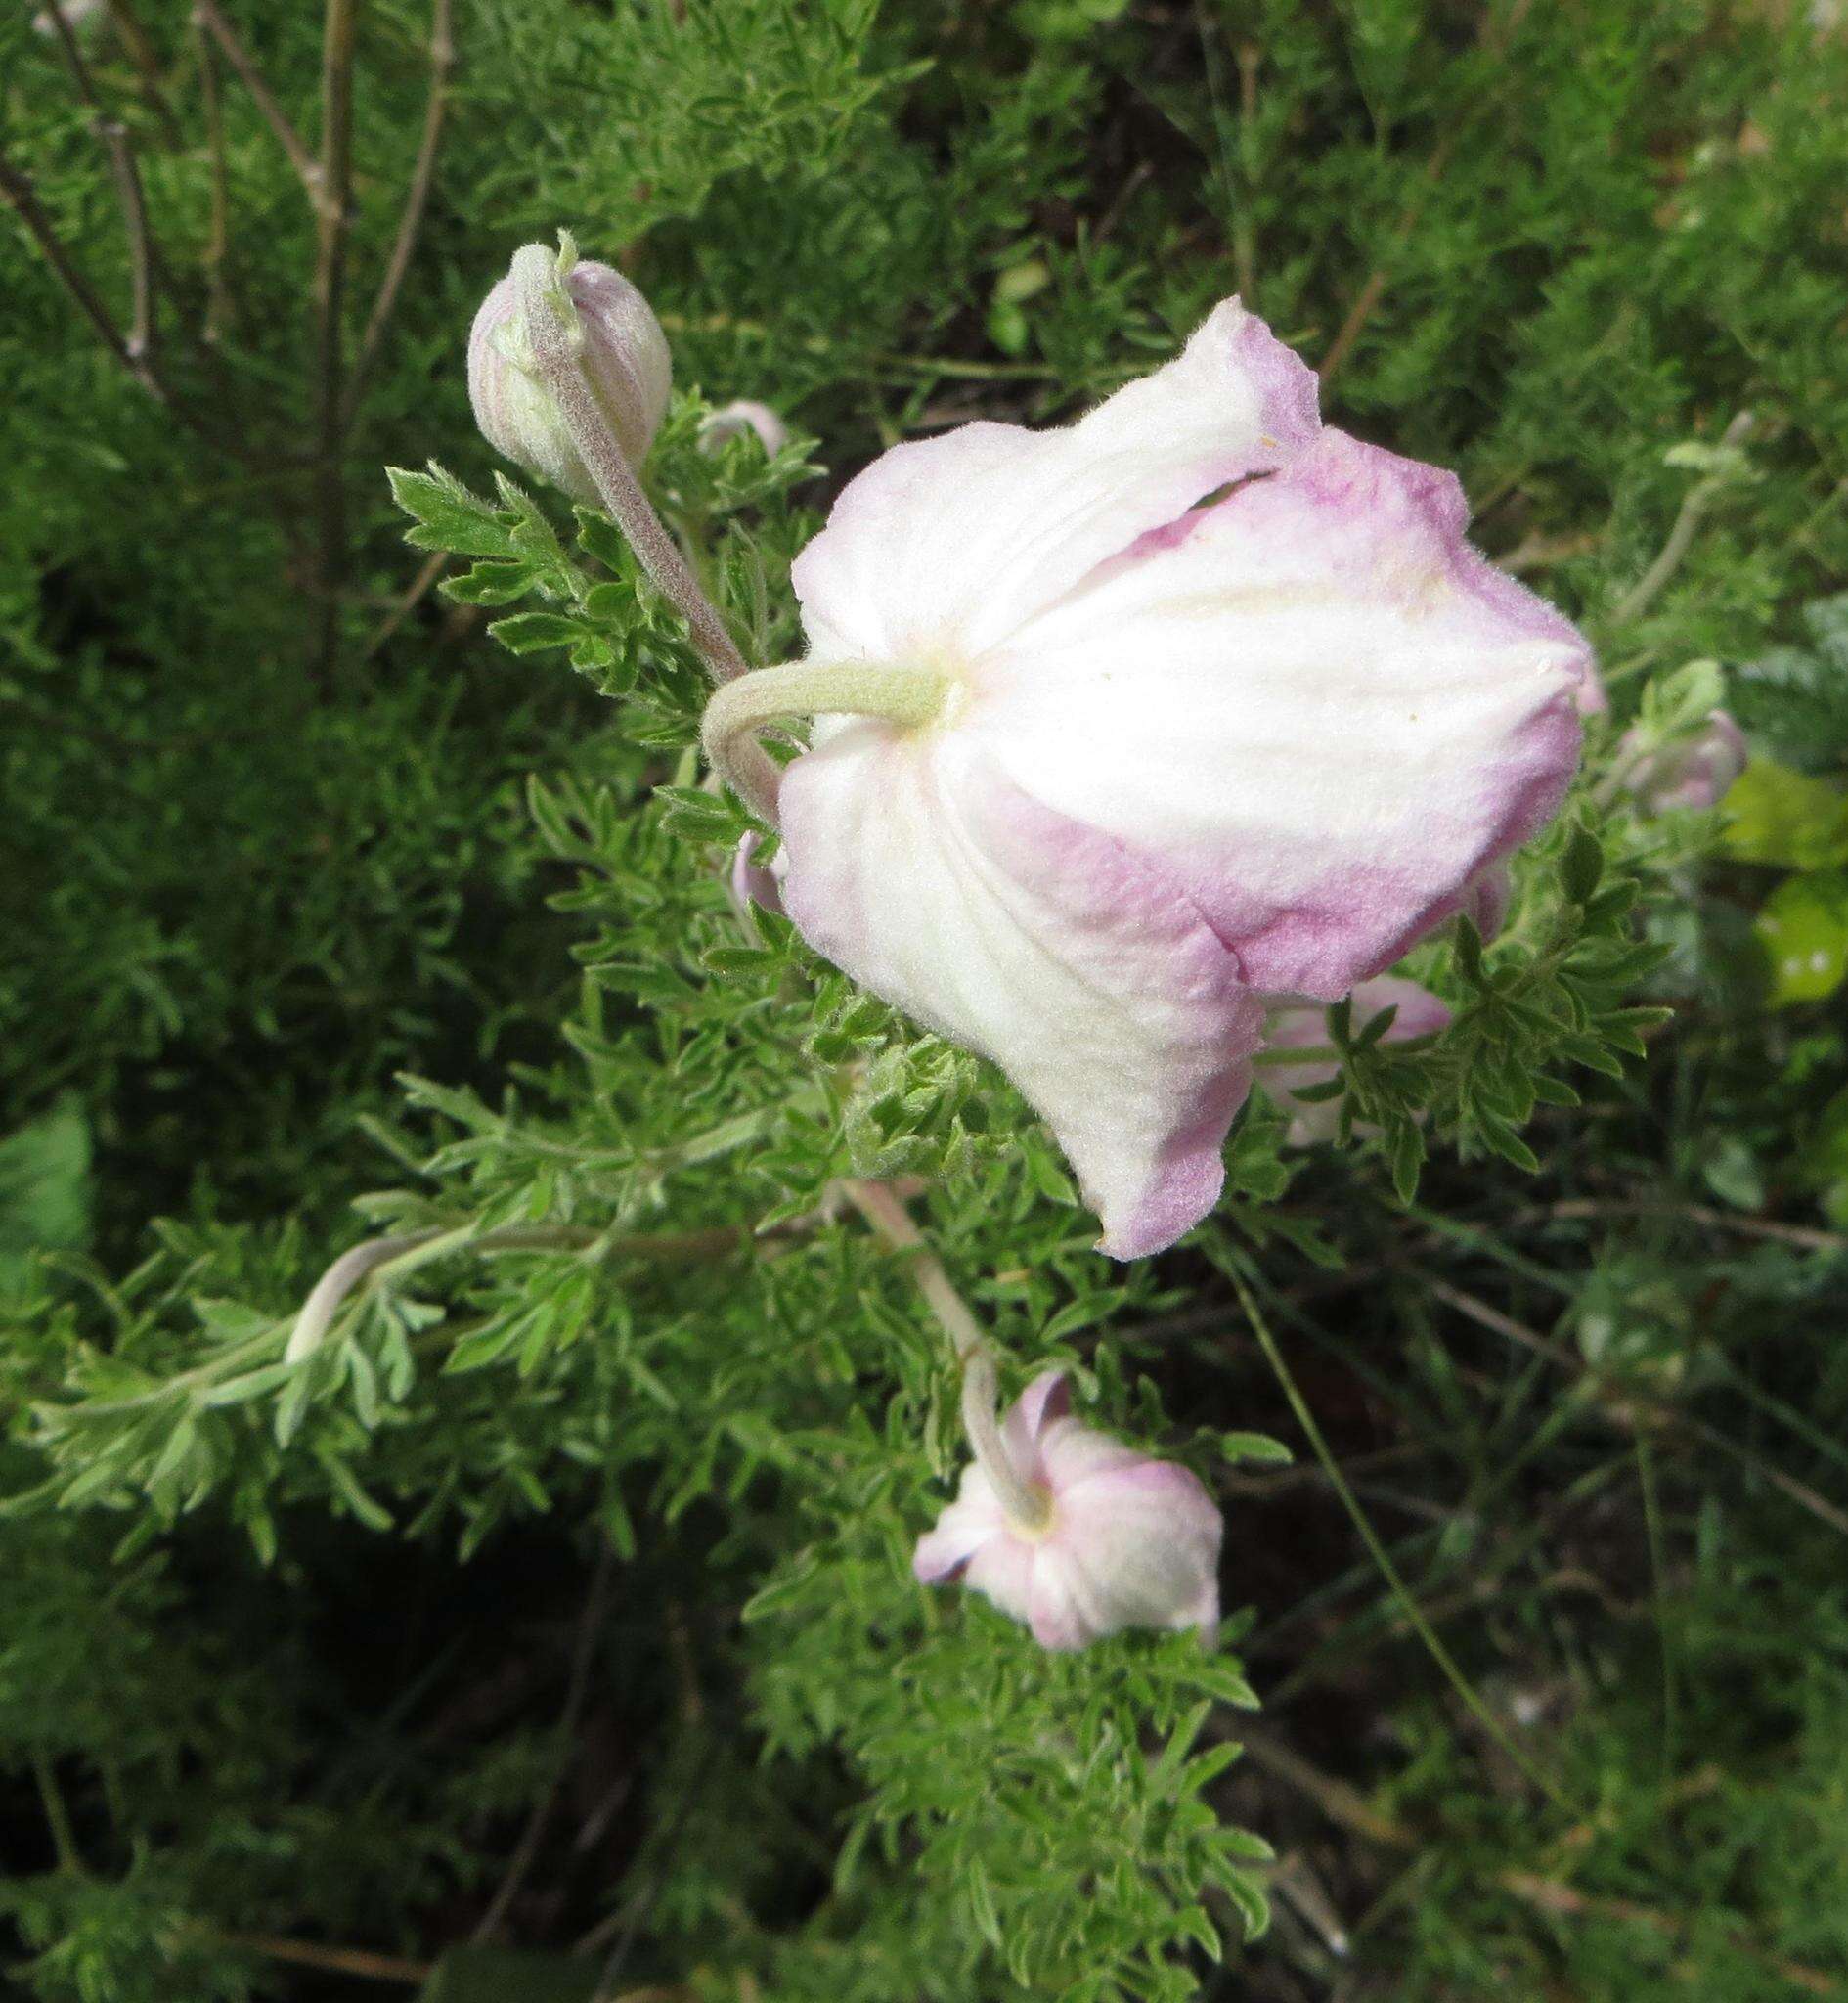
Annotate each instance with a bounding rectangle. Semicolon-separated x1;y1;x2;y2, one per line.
5;1;1848;1998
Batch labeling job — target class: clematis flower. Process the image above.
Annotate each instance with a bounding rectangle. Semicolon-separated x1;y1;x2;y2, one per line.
913;1370;1221;1651
703;300;1595;1258
699;399;791;458
1621;710;1747;815
1259;975;1451;1148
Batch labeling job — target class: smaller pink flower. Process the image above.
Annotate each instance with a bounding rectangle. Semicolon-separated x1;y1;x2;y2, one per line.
699;399;791;457
1460;861;1513;941
1621;710;1748;814
726;830;785;917
913;1370;1222;1651
1260;975;1451;1148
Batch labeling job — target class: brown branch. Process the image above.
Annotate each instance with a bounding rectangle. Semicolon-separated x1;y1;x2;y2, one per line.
224;1934;431;1985
1318;0;1534;387
342;0;454;427
309;0;360;688
99;121;154;359
1543;1197;1844;1255
362;549;449;659
0;153;149;389
192;0;322;198
101;0;186;149
470;1542;617;1945
194;16;234;339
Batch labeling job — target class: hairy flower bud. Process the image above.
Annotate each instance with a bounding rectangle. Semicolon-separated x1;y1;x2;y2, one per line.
1622;710;1747;815
699;399;790;458
1261;976;1450;1147
914;1370;1222;1651
467;241;671;503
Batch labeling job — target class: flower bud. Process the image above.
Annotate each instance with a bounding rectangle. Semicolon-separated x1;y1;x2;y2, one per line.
1621;709;1747;815
698;399;790;458
467;241;671;504
914;1370;1222;1651
1260;976;1450;1148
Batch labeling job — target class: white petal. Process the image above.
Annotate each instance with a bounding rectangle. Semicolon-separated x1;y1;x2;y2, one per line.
777;730;1265;1258
967;430;1592;1000
790;301;1319;665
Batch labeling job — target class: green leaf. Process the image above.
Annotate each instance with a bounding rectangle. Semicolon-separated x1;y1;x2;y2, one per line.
386;464;518;557
1217;1431;1293;1466
1721;760;1848;870
1562;823;1604;904
486;611;589;656
1755;870;1848;1004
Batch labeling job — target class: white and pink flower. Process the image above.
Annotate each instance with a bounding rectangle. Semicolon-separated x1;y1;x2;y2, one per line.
705;299;1596;1258
1260;975;1452;1148
913;1370;1221;1651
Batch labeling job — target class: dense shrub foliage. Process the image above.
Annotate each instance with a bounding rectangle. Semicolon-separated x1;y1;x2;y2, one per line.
5;2;1848;1999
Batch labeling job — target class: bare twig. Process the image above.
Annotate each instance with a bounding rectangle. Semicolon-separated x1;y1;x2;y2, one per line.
192;0;322;198
342;0;454;425
0;153;151;389
99;122;155;358
1319;0;1533;386
101;0;186;149
193;16;234;338
1606;411;1756;628
362;549;450;659
310;0;360;687
225;1935;431;1985
471;1542;618;1944
1542;1196;1844;1254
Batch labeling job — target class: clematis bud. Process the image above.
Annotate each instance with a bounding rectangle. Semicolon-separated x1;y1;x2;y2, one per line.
467;239;671;504
1621;710;1747;815
703;300;1596;1258
1259;976;1450;1147
698;399;790;458
914;1370;1221;1651
1460;861;1514;941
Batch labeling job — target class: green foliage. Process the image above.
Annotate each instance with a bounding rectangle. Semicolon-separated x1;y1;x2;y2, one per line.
7;1;1848;1999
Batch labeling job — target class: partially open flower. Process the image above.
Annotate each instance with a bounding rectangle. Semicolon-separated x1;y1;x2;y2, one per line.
705;300;1595;1258
1621;710;1747;815
468;240;671;503
699;399;790;458
914;1370;1221;1651
1260;976;1451;1148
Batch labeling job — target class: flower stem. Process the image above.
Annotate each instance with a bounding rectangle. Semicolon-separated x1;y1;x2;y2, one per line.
843;1180;1049;1533
702;659;949;826
1225;1260;1576;1813
510;242;746;687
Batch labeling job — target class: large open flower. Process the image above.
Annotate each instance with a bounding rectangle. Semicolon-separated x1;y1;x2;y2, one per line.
707;301;1595;1258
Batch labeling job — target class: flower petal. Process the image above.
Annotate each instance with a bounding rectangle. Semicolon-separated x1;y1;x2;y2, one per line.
778;732;1266;1258
1261;975;1450;1147
970;429;1593;1000
912;1463;1009;1582
791;301;1319;665
999;1369;1072;1479
1031;1461;1223;1649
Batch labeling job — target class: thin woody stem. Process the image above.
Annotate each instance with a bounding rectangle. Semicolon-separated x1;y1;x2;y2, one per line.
193;0;323;199
341;0;454;426
309;0;360;689
1226;1261;1576;1812
701;657;949;827
194;17;233;338
843;1180;1050;1533
510;242;748;688
101;0;187;150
